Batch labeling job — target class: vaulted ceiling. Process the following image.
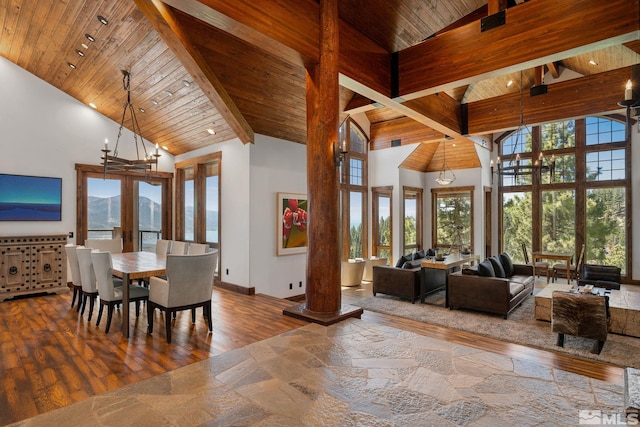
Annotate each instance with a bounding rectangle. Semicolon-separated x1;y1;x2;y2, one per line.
1;0;639;172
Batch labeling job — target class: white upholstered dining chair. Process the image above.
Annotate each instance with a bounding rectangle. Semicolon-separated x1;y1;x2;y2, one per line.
91;251;149;333
187;243;210;254
64;244;83;309
169;240;188;255
155;239;171;255
85;238;123;254
76;247;98;320
147;252;217;343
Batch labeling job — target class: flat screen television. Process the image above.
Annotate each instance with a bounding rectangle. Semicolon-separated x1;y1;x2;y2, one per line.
0;173;62;221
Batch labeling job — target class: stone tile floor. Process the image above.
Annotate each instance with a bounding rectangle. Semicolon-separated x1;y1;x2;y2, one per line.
13;318;623;426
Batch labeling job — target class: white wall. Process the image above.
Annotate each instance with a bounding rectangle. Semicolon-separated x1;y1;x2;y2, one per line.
173;134;308;297
0;57;174;241
249;136;307;298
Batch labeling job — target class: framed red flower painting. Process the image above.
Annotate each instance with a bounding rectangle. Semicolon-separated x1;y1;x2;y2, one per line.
276;192;308;256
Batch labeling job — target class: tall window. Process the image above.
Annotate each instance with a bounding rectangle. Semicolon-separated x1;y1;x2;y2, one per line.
87;177;121;239
176;152;221;257
205;162;219;245
499;116;629;276
372;186;392;260
502;191;532;264
137;181;164;252
586;188;626;273
432;187;474;253
339;118;368;260
403;187;423;255
183;166;195;241
541;189;575;255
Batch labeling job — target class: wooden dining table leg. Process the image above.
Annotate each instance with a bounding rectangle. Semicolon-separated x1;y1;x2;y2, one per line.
122;272;130;338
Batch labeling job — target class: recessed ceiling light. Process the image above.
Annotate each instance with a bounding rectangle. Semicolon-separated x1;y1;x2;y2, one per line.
207;128;216;135
506;80;513;87
85;34;95;42
138;107;145;113
97;15;108;25
76;50;85;57
589;59;598;66
151;99;158;105
162;145;169;151
164;90;173;97
182;80;191;87
89;102;97;109
81;43;89;49
67;62;77;69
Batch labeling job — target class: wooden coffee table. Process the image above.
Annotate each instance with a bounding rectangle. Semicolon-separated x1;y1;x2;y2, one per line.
535;283;640;338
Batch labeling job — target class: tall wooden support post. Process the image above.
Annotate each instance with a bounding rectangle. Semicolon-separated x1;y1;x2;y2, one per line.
283;0;362;325
487;0;507;15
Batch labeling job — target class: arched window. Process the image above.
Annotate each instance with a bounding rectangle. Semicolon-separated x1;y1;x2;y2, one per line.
339;118;368;260
498;117;629;275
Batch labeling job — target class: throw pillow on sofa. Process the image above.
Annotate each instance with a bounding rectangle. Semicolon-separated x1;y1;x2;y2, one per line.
499;252;515;277
395;255;408;268
477;259;495;277
402;259;422;269
489;256;506;278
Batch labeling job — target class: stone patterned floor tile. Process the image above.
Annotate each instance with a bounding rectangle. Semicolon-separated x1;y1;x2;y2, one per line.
12;318;624;427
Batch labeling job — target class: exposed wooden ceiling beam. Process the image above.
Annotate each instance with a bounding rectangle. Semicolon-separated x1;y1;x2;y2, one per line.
403;93;461;136
165;0;391;97
467;66;634;134
399;0;639;99
341;74;472;141
136;0;254;144
344;93;376;115
370;117;446;150
546;62;560;79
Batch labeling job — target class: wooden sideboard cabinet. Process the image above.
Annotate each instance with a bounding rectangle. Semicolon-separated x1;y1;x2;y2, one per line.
0;234;68;302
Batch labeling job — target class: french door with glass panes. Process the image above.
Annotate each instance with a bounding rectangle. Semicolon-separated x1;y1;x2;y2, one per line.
76;165;172;252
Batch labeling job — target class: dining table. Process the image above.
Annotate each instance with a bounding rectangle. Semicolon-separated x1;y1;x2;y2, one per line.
531;250;573;284
110;251;166;338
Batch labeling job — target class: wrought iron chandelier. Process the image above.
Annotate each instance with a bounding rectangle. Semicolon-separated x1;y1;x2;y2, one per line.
101;70;159;176
435;139;456;185
492;71;555;181
617;66;640;139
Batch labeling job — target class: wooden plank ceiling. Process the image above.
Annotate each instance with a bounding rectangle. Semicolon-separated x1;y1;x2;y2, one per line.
1;0;638;173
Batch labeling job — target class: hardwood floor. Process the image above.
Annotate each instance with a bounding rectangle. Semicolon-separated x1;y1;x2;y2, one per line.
0;284;624;426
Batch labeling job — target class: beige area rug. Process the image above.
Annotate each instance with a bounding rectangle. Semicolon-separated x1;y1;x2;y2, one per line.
350;288;640;369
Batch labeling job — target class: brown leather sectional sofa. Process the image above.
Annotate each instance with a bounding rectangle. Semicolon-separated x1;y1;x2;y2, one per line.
372;259;444;303
447;256;534;319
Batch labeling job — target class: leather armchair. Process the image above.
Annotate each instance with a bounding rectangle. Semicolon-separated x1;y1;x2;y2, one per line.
372;264;421;303
578;264;621;290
